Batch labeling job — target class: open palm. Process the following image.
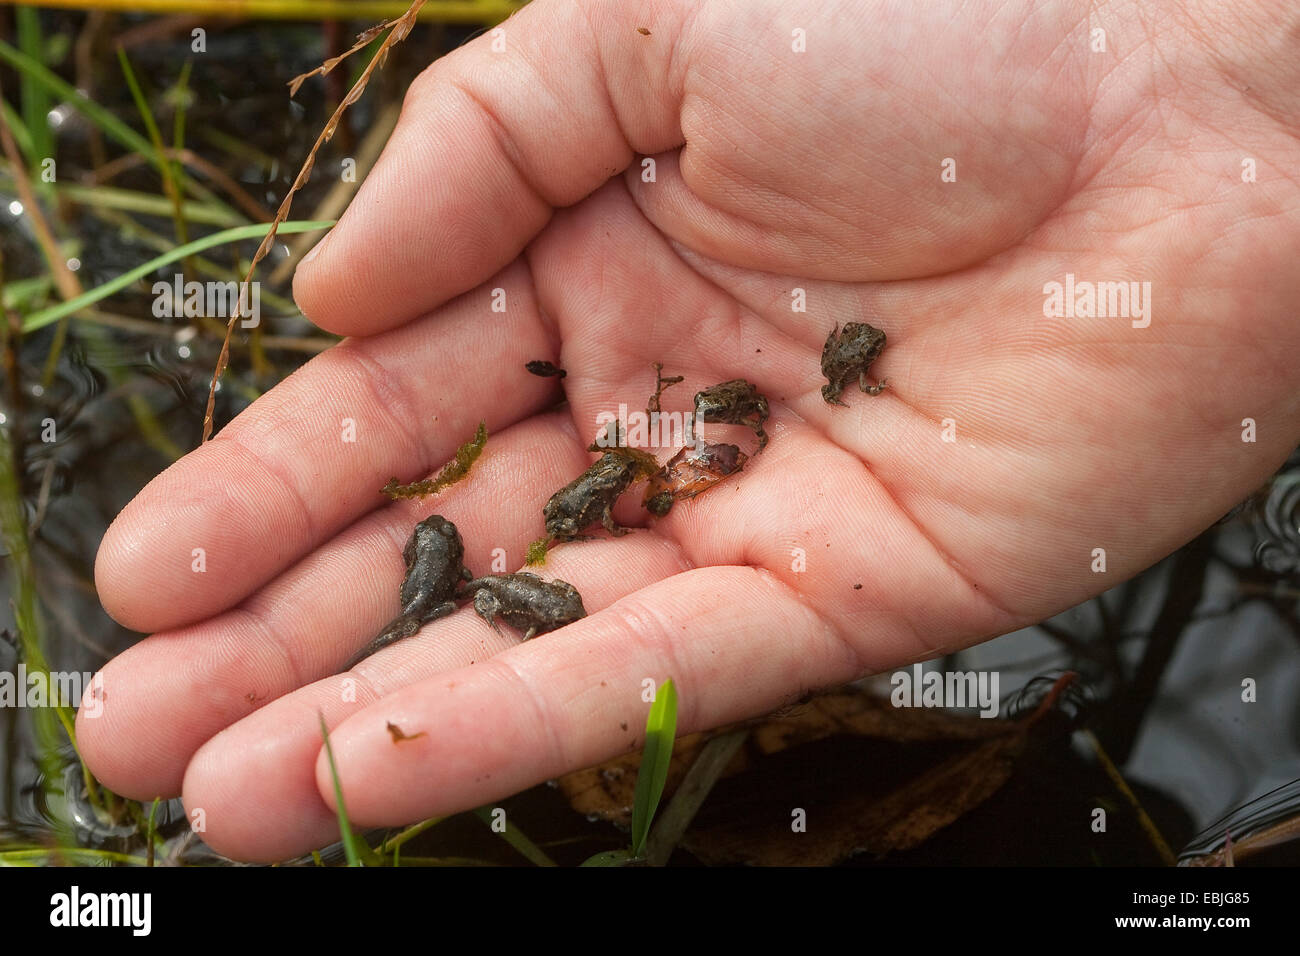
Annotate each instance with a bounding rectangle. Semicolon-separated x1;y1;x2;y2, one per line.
81;0;1300;860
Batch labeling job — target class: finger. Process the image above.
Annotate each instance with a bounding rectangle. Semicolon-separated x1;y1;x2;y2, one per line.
179;533;692;862
78;412;590;800
95;262;555;634
314;566;878;831
292;0;693;335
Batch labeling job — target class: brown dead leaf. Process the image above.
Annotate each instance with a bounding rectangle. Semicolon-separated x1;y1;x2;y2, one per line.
556;678;1074;865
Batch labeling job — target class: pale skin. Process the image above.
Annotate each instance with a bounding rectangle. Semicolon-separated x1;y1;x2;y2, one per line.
80;0;1300;861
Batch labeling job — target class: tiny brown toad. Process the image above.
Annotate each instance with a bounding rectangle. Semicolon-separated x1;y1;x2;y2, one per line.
343;515;471;669
693;379;770;452
821;322;887;406
462;572;587;640
542;436;659;541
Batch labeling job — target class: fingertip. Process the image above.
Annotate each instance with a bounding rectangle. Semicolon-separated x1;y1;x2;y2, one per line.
95;495;203;634
184;725;343;862
75;652;187;802
313;703;479;828
94;509;155;633
311;719;375;822
181;748;280;862
312;745;336;813
290;231;335;331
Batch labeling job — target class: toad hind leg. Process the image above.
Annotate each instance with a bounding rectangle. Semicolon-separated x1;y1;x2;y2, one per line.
859;372;888;396
427;600;457;620
601;505;631;536
821;382;848;407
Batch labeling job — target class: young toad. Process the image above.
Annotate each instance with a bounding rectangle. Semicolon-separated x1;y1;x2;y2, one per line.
542;440;659;541
693;379;770;452
821;322;887;406
342;514;471;669
462;572;587;640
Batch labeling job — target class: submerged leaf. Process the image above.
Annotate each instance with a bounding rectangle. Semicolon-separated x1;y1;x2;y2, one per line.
580;849;637;867
558;684;1073;865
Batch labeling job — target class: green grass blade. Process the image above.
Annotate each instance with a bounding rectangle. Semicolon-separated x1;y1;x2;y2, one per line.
144;797;160;867
472;806;556;867
21;219;334;333
5;179;244;226
16;8;52;165
1;95;35;160
630;678;678;858
645;727;748;866
2;275;52;310
0;36;229;212
0;399;77;853
0;433;74;748
378;816;446;859
318;712;366;867
116;46;190;248
115;47;167;170
0;847;149;866
0;36;154;162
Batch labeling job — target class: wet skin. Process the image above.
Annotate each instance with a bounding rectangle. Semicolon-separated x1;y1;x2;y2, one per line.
820;322;887;406
461;572;587;640
342;515;471;669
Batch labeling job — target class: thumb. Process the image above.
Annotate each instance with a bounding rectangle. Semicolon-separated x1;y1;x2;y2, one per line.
292;0;688;336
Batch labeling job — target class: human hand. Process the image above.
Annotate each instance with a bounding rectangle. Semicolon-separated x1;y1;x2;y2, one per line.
82;0;1300;860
